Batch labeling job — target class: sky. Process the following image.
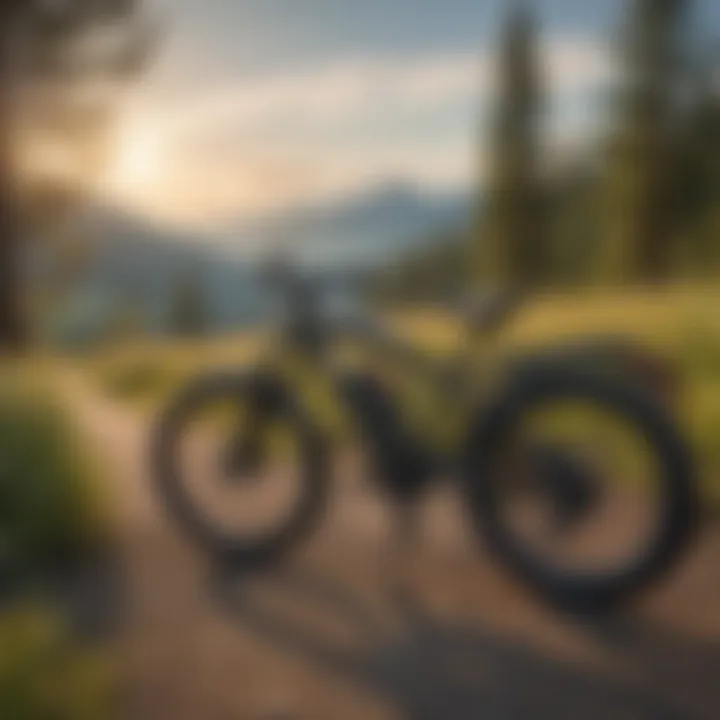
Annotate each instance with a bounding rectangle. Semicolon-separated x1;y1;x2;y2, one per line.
102;0;718;232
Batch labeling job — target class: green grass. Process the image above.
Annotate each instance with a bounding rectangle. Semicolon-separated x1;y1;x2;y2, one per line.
0;364;118;719
82;285;720;506
89;334;264;408
0;605;113;720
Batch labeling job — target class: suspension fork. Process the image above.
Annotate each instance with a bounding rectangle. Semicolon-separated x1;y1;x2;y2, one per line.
223;374;287;478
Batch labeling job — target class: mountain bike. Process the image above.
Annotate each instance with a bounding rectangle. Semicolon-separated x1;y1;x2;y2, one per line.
151;265;697;609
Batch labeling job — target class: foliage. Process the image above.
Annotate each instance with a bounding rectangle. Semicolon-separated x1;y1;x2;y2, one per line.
390;0;719;296
0;368;116;717
91;286;720;508
600;0;691;282
168;267;210;338
0;606;113;720
371;229;471;302
0;0;152;350
475;1;546;287
0;367;111;581
670;79;720;276
90;332;265;406
15;0;153;218
96;353;176;404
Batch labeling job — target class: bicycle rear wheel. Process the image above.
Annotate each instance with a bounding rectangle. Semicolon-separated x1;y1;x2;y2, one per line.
463;369;697;610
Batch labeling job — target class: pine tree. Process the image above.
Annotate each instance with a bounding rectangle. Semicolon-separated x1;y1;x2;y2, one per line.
169;267;209;338
0;0;150;351
601;0;689;283
673;45;720;274
475;0;544;289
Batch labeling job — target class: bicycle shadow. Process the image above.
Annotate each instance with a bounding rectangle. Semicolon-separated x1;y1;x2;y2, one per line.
210;558;720;720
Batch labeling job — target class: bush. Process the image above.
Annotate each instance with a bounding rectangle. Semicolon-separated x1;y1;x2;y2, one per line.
97;355;173;402
0;370;110;582
676;320;720;381
0;606;113;719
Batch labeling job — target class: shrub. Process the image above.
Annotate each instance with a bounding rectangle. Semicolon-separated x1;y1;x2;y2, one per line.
675;320;720;381
0;606;113;719
0;370;110;582
98;355;172;402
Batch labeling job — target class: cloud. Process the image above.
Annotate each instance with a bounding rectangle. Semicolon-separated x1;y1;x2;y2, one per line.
157;35;610;139
118;35;612;227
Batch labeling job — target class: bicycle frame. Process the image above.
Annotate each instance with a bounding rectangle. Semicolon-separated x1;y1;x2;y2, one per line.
152;266;695;608
248;266;678;472
255;296;499;462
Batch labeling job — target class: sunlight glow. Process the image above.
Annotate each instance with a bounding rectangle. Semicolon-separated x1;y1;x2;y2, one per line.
106;119;165;200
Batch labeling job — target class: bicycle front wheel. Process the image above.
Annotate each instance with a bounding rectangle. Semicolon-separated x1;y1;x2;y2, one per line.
151;371;328;566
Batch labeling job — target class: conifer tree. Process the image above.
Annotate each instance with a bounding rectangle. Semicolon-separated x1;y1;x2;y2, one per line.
0;0;150;350
169;267;209;338
601;0;689;282
476;0;544;288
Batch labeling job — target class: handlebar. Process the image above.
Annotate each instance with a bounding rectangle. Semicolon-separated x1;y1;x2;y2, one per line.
259;256;526;361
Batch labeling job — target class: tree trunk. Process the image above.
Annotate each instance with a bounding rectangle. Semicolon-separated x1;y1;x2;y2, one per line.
0;17;25;352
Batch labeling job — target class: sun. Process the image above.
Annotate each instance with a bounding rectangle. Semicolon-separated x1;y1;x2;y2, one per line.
106;119;165;200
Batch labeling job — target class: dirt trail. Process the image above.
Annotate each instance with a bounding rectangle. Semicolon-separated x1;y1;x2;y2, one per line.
65;373;720;720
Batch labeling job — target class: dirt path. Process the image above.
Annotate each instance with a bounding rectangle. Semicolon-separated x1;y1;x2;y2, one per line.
66;373;720;720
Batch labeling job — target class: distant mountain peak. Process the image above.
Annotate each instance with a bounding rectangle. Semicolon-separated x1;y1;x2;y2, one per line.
61;180;474;338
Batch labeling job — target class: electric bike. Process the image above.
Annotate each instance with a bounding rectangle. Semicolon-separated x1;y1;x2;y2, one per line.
152;265;697;608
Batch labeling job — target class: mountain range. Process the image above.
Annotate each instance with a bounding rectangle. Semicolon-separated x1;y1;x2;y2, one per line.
59;180;472;338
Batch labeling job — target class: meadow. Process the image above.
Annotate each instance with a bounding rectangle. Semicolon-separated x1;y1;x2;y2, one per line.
85;284;720;508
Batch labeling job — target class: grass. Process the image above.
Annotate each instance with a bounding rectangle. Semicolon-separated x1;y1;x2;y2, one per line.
82;284;720;505
0;363;118;718
90;333;264;409
0;605;113;720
